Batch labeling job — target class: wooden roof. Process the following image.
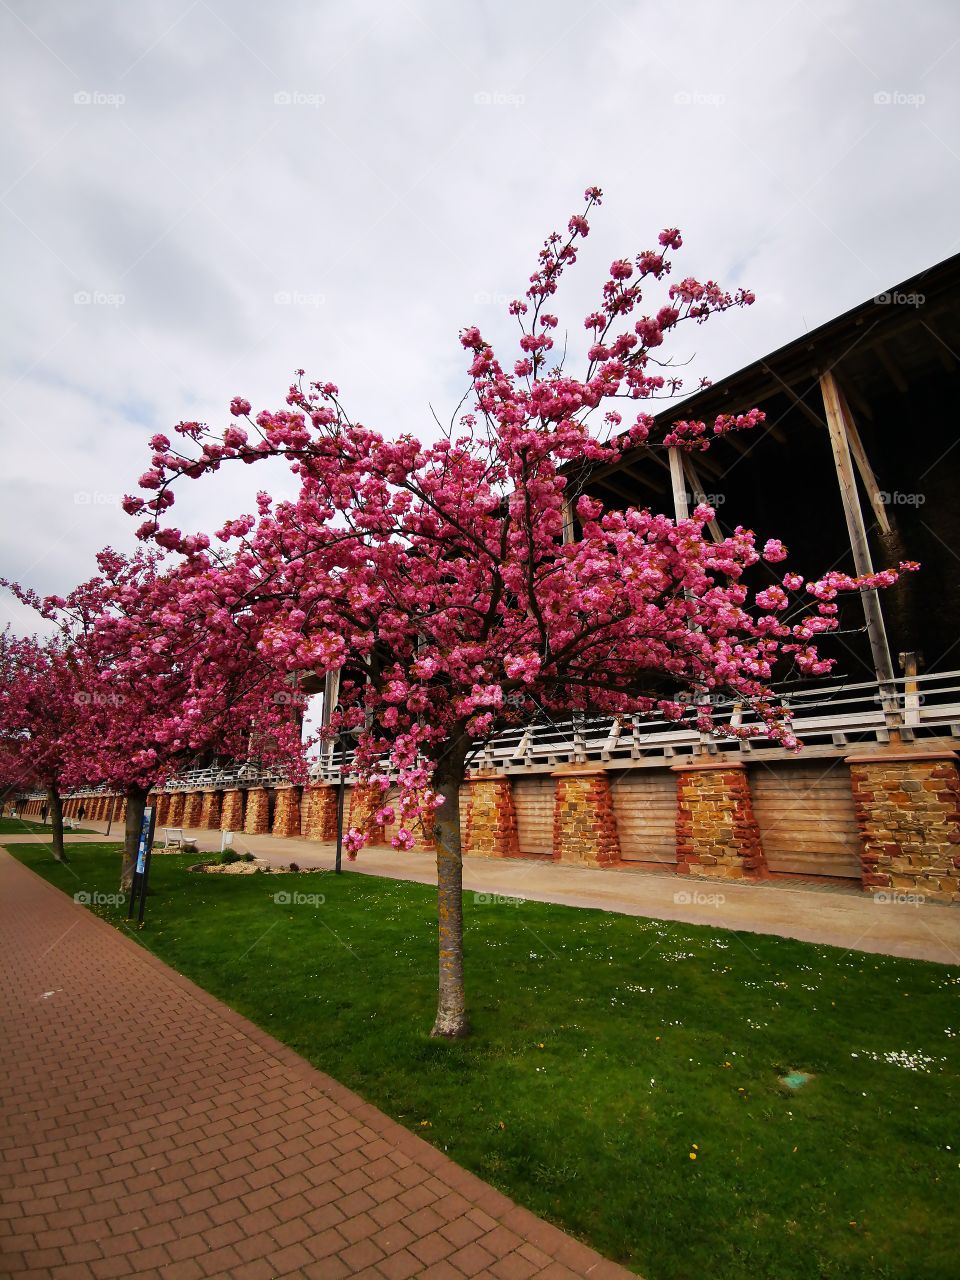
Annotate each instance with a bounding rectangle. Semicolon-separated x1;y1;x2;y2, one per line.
576;250;960;505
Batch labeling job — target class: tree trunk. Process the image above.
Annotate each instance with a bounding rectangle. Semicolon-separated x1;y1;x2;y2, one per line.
121;782;150;895
47;785;67;865
430;735;471;1039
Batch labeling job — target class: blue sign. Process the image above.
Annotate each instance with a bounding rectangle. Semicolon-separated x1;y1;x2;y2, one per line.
135;806;154;874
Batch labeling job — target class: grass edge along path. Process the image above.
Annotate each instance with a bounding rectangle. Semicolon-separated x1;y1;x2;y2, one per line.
9;842;960;1280
0;816;99;836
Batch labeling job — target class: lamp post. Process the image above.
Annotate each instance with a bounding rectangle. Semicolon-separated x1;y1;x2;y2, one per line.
332;710;364;874
334;752;346;875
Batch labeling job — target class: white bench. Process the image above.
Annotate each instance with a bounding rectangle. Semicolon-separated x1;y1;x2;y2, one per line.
162;827;185;851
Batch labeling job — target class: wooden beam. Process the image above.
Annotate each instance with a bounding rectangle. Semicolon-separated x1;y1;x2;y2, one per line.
874;340;909;394
618;461;663;495
668;448;689;521
561;497;576;545
668;449;714;754
681;446;723;479
900;651;921;729
639;445;672;473
321;667;341;774
682;456;723;543
819;371;898;725
840;379;874;423
835;383;891;535
921;321;958;373
593;473;651;508
719;429;754;456
768;377;826;430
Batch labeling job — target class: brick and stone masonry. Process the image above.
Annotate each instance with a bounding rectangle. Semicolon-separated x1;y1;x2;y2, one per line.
412;789;437;852
220;789;244;834
154;792;171;826
552;767;621;866
848;749;960;903
674;761;766;880
166;791;185;826
244;787;271;835
463;773;520;858
272;785;301;838
348;783;385;844
199;789;221;829
302;783;338;841
182;791;203;828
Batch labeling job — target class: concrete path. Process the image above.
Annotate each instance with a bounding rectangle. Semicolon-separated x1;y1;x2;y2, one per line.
0;833;119;844
26;815;960;965
0;850;630;1280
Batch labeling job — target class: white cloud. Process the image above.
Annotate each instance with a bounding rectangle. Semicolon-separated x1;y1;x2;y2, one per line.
2;0;958;603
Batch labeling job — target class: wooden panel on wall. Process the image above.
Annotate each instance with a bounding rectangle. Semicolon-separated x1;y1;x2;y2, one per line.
379;786;399;847
513;777;555;855
351;784;471;847
611;771;677;864
750;761;861;879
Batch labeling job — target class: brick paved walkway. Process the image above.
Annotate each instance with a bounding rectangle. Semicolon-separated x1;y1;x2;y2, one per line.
0;851;632;1280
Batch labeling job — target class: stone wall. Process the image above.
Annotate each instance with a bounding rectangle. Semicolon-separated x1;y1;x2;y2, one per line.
463;774;519;858
199;790;221;829
347;784;385;845
272;787;301;838
674;763;766;880
220;789;244;834
243;787;271;835
182;791;203;828
303;785;338;842
44;750;959;904
848;750;960;902
552;769;620;866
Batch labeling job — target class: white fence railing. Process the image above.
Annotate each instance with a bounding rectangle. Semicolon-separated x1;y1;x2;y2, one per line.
21;670;960;801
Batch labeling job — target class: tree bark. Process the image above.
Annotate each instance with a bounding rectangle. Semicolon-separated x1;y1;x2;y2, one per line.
46;785;67;865
430;734;471;1039
121;782;150;895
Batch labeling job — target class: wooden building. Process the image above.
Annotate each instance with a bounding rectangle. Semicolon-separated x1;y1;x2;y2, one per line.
34;255;960;900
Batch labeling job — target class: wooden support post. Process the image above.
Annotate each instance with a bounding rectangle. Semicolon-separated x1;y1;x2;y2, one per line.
835;385;890;535
561;497;576;545
900;650;921;730
819;371;899;734
682;456;723;543
669;448;713;751
322;667;341;776
668;448;689;521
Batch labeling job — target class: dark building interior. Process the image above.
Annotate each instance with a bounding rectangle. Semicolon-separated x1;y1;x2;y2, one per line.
573;252;960;692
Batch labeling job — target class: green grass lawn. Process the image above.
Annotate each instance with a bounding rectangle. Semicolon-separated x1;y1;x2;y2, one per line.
0;816;97;835
9;842;960;1280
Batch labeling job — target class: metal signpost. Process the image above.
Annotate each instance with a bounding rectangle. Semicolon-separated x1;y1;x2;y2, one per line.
334;765;346;874
126;804;157;927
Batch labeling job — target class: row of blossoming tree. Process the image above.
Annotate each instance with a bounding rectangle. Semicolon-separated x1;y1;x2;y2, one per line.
1;553;305;888
2;189;913;1037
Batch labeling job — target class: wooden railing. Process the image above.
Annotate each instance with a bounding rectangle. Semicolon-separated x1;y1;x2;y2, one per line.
28;670;960;802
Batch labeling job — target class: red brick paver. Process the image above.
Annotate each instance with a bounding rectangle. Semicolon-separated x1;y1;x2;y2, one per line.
0;851;632;1279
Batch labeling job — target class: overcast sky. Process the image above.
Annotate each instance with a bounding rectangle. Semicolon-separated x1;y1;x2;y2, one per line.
2;0;959;634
